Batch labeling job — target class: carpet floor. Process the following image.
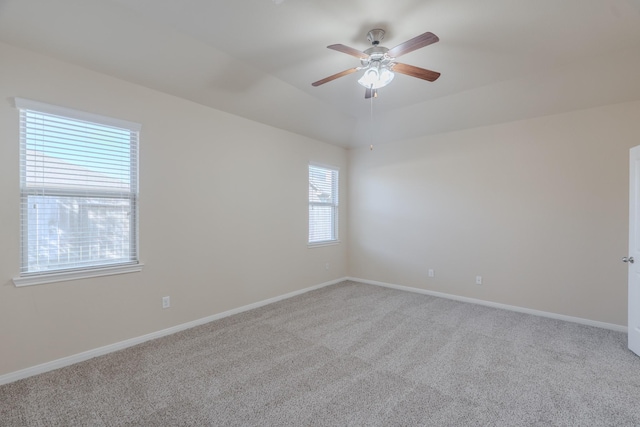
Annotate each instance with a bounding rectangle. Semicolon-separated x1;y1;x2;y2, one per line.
1;280;640;426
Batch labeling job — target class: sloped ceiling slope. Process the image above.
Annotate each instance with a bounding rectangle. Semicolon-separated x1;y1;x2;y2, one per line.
1;0;640;147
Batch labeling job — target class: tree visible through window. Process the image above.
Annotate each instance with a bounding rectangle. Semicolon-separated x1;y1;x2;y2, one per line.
309;164;338;244
17;98;140;277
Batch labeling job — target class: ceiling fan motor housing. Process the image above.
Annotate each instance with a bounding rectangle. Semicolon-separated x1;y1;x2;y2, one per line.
361;46;392;67
362;29;393;68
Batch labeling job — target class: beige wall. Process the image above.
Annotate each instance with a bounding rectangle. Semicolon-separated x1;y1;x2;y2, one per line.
0;42;348;376
2;38;638;378
348;101;640;326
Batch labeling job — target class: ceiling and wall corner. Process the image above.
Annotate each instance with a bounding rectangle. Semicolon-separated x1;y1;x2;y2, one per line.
1;0;640;147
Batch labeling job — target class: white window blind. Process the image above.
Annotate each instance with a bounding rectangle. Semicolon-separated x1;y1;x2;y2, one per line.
16;98;140;277
309;164;339;244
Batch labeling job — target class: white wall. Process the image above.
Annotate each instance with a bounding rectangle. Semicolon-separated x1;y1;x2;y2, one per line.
0;42;348;377
349;101;640;326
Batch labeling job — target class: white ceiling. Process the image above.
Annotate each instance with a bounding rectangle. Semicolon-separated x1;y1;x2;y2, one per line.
2;0;640;147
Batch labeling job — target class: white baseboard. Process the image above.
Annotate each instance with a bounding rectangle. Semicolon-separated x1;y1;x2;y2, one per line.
2;276;625;386
0;277;347;386
347;276;628;333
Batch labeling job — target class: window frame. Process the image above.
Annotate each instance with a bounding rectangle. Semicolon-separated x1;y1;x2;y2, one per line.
12;98;143;287
308;163;340;247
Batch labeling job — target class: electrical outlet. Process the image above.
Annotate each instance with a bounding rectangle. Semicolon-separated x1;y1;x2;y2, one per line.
162;296;170;308
325;262;330;270
475;276;482;285
428;269;435;278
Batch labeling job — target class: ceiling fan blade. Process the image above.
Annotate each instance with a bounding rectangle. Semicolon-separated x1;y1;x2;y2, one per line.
364;88;378;99
387;31;439;58
392;62;441;82
311;67;360;87
327;44;370;59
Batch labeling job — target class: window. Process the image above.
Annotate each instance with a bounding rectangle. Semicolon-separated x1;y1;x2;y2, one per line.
14;98;141;286
309;164;339;245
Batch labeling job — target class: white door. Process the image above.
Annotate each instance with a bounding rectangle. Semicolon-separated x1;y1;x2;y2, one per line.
627;145;640;357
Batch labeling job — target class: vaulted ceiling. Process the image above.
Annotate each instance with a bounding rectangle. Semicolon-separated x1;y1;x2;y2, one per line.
2;0;640;147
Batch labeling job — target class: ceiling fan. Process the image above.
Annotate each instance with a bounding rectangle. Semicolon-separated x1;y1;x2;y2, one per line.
312;29;441;99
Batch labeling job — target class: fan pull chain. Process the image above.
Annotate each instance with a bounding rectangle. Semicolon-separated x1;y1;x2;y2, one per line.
369;84;374;151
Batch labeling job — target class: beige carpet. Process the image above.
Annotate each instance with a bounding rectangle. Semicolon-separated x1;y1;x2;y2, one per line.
1;280;640;426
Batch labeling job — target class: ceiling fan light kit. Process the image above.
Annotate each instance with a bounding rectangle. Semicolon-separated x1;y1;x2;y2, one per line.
312;28;441;98
357;61;395;89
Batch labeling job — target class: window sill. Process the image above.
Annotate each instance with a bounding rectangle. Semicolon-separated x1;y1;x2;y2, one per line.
12;263;144;287
308;240;341;248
